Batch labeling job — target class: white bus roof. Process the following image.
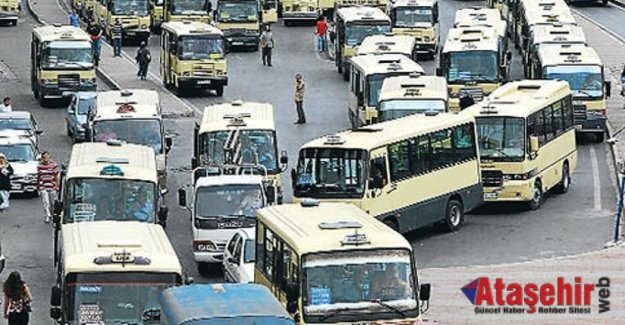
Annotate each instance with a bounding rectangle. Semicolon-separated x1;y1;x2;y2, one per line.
200;100;275;134
391;0;437;8
537;44;602;66
62;221;182;275
257;202;412;256
357;34;415;56
161;21;224;36
95;89;160;121
443;26;499;53
531;24;586;46
66;142;157;182
378;74;448;102
524;7;576;28
454;7;506;38
336;7;390;23
32;25;91;42
349;54;424;75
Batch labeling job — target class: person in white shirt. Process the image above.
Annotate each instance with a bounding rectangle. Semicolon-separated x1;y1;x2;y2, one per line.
0;97;12;113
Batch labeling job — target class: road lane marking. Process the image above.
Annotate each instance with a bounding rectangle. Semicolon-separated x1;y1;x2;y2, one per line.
590;145;602;211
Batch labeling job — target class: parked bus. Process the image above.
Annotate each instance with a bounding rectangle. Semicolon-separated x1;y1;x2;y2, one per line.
163;0;211;24
93;0;151;43
357;34;417;60
161;284;294;324
292;112;482;233
438;26;510;111
530;44;610;141
49;221;186;324
388;0;439;60
192;100;288;202
255;201;431;323
525;24;587;77
31;25;96;105
377;74;448;122
160;21;228;95
335;7;391;81
348;54;424;127
462;79;577;209
215;0;261;50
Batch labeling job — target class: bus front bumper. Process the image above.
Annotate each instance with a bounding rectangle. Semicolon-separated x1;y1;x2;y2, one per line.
282;11;318;20
179;77;228;89
40;82;96;98
123;30;150;40
576;112;606;133
483;182;533;202
0;11;19;20
194;251;225;263
225;35;259;47
415;41;436;54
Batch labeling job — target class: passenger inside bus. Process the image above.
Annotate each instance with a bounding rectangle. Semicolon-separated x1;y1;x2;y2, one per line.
581;74;602;91
369;264;411;301
130;192;154;221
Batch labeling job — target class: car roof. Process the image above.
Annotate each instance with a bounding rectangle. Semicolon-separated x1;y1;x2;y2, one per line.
75;91;98;100
0;112;31;120
0;137;35;146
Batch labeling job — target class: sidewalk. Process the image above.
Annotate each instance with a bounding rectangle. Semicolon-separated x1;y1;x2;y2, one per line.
27;0;195;117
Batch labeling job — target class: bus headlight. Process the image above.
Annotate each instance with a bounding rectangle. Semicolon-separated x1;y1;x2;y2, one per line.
41;79;55;84
503;173;530;181
141;24;147;29
424;36;431;42
182;71;191;77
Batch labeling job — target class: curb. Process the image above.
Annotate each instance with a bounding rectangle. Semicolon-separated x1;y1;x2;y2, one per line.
95;67;122;91
611;0;625;9
25;0;45;25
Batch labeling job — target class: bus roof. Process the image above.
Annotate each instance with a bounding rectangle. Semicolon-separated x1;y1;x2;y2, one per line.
357;34;415;56
161;21;224;36
462;80;571;118
454;7;506;38
257;202;412;255
199;100;275;134
391;0;437;8
62;221;182;275
336;7;390;23
160;284;294;324
95;89;160;121
531;24;586;46
524;7;576;28
301;111;473;150
32;25;91;42
349;54;424;76
66;142;157;182
520;0;568;12
378;74;448;102
537;43;602;66
443;26;499;53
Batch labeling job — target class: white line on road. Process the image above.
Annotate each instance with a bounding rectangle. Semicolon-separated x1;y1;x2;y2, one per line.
590;145;602;211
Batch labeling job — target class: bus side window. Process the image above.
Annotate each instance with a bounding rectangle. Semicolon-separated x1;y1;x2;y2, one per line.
431;129;454;168
264;228;274;278
453;123;476;162
534;109;546;145
563;96;573;129
369;157;388;188
411;135;430;175
527;113;536;151
256;222;265;274
388;141;411;182
280;244;295;290
552;100;564;136
544;105;554;142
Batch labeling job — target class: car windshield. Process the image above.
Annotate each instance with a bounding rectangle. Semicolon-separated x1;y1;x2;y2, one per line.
0;144;36;162
244;239;255;263
294;148;367;199
77;98;95;114
303;250;417;322
476;117;525;162
179;36;225;60
195;184;263;218
445;51;498;83
112;0;149;16
345;23;391;46
42;41;93;70
198;130;278;173
171;0;209;14
63;178;157;223
0;118;32;131
66;273;179;325
393;7;432;27
544;65;603;99
93;119;163;154
217;2;259;22
378;99;446;122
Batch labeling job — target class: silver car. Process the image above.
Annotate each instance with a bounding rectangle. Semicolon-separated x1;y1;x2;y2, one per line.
0;112;43;147
0;137;39;195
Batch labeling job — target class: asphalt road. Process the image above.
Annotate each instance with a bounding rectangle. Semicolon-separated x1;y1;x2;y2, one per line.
0;0;618;323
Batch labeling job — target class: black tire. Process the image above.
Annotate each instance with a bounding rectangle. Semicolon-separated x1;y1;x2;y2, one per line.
215;85;224;97
33;88;39;99
11;20;17;26
66;123;72;137
342;67;349;81
595;132;605;143
383;218;399;232
555;163;570;194
527;181;543;210
443;199;464;232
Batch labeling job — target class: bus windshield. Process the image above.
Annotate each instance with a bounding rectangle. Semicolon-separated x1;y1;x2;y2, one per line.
446;51;498;83
216;1;259;22
42;41;93;70
294;148;367;199
303;249;417;322
193;184;262;229
63;178;157;223
393;7;432;27
199;130;278;173
543;65;603;99
179;36;225;60
66;272;180;324
171;0;209;14
0;118;32;131
0;144;36;162
345;23;391;46
476;117;525;162
112;0;149;16
93;119;163;154
378;99;446;122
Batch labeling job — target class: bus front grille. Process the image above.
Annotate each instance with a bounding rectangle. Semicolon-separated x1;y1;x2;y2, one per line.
573;104;587;125
58;74;80;89
482;170;503;187
460;87;484;102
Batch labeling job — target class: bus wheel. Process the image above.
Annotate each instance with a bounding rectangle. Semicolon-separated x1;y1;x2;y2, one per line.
555;163;570;194
342;68;349;81
383;218;398;232
443;199;464;232
528;181;543;210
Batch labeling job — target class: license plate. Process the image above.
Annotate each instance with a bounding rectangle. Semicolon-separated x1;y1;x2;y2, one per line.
232;42;243;45
126;32;135;35
197;80;211;85
11;184;21;190
483;192;497;200
218;222;242;229
574;125;582;130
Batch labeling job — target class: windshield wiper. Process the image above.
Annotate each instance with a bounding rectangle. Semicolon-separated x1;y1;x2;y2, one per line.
576;90;595;97
370;299;407;317
319;308;352;321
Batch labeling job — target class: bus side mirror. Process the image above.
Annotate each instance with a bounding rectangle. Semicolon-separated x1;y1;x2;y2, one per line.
369;175;384;189
265;185;276;204
184;273;194;285
178;188;187;207
35;130;44;135
506;51;512;62
53;200;63;216
50;285;61;307
280;150;288;165
84;127;92;141
286;282;299;314
529;136;539;155
158;206;168;226
436;67;442;76
165;136;173;153
191;157;198;169
419;283;431;301
290;168;297;188
605;81;611;98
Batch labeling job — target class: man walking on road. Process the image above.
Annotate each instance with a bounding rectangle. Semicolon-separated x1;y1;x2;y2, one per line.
111;19;123;57
37;151;60;223
68;10;80;27
315;16;327;52
87;20;103;66
0;97;12;113
0;153;14;212
260;25;274;67
294;74;306;124
135;41;151;80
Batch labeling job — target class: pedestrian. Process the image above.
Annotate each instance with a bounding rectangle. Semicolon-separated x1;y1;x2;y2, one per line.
3;271;33;325
111;18;123;57
87;20;103;66
294;74;306;124
260;25;274;67
459;93;475;110
37;151;60;223
315;15;327;52
328;20;336;45
135;41;151;80
0;153;13;212
68;10;80;27
0;97;12;113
